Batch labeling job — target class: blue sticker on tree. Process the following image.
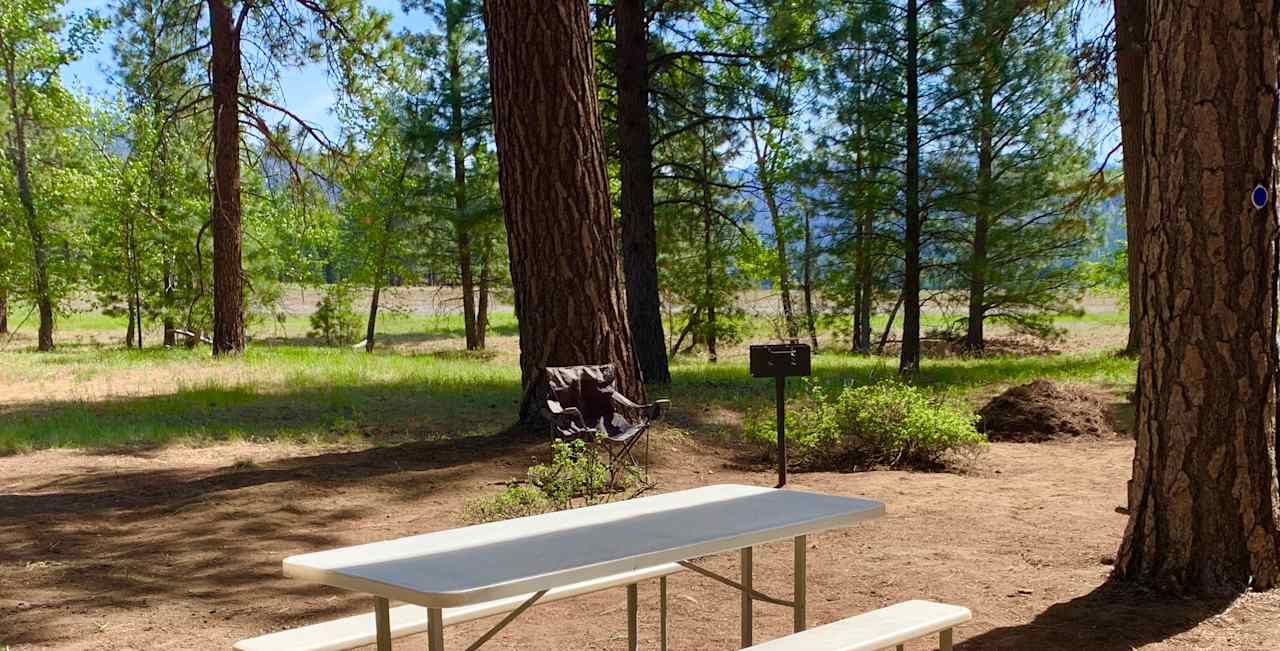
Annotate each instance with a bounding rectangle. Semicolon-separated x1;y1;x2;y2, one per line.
1252;185;1269;210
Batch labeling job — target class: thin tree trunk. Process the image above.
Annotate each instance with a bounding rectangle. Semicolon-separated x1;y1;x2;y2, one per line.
802;206;819;351
965;81;995;352
877;294;903;354
616;0;669;384
365;285;381;353
899;0;922;373
163;258;176;346
669;307;701;358
0;288;8;334
482;0;644;422
1114;0;1280;595
1114;0;1146;357
703;196;718;363
476;233;491;350
457;225;478;349
854;205;874;354
699;130;718;363
128;219;144;349
446;5;479;353
851;30;873;355
752;135;798;342
2;44;54;351
126;298;137;348
208;0;245;355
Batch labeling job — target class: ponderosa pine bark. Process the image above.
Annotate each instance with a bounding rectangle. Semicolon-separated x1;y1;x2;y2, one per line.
208;0;245;355
482;0;644;421
1114;0;1280;595
616;0;670;384
1114;0;1145;357
899;0;922;373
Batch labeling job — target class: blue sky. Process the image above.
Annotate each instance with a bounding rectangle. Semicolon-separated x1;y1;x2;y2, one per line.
64;0;417;137
63;1;1116;159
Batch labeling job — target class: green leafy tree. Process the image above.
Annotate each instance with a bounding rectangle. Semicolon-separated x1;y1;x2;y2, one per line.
156;0;397;355
0;0;102;350
653;60;755;361
402;0;503;351
935;0;1099;348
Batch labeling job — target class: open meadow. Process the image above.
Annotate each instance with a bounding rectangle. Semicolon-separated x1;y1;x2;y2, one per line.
3;292;1279;650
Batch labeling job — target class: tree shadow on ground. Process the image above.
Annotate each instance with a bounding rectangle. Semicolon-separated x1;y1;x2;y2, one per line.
958;580;1234;650
0;429;544;518
0;429;547;647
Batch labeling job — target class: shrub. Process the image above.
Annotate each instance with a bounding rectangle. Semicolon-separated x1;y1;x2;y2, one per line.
745;380;985;470
464;438;641;523
463;484;550;523
308;284;361;346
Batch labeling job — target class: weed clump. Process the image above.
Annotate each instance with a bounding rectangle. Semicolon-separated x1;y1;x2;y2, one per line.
464;438;642;523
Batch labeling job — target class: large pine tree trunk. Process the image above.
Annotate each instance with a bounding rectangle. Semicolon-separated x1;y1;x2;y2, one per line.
208;0;245;356
1115;0;1146;356
482;0;644;422
616;0;670;384
899;0;922;373
1115;0;1280;595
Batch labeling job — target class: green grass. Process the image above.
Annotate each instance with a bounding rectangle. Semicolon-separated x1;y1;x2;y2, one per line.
0;303;1136;454
0;346;522;452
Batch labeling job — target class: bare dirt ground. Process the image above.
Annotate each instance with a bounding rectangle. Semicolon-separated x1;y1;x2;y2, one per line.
3;431;1277;650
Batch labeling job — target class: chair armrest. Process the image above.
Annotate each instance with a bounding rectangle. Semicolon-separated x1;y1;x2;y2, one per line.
611;393;669;421
541;401;584;427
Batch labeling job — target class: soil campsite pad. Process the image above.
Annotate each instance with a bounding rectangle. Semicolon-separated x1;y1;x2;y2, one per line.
2;432;1279;650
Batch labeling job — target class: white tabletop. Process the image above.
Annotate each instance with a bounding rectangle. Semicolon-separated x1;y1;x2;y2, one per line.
284;484;884;608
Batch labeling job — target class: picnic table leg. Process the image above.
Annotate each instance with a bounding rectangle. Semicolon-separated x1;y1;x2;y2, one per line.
428;607;445;650
660;576;668;651
793;534;807;632
627;583;638;651
373;597;392;651
740;546;753;648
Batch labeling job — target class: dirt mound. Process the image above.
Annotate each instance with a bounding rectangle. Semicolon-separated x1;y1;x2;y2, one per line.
979;379;1115;442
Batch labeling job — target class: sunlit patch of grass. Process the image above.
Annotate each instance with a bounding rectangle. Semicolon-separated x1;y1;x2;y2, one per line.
0;304;1134;453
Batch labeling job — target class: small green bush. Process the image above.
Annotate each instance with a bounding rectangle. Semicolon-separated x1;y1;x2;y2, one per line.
308;284;361;346
464;438;641;523
746;380;985;470
464;483;550;523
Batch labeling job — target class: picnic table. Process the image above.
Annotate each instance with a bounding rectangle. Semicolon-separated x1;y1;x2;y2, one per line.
283;483;885;650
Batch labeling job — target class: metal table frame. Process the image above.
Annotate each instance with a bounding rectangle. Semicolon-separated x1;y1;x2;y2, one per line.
368;535;809;651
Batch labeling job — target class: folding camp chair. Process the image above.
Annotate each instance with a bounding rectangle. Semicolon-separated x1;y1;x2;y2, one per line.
538;364;669;483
